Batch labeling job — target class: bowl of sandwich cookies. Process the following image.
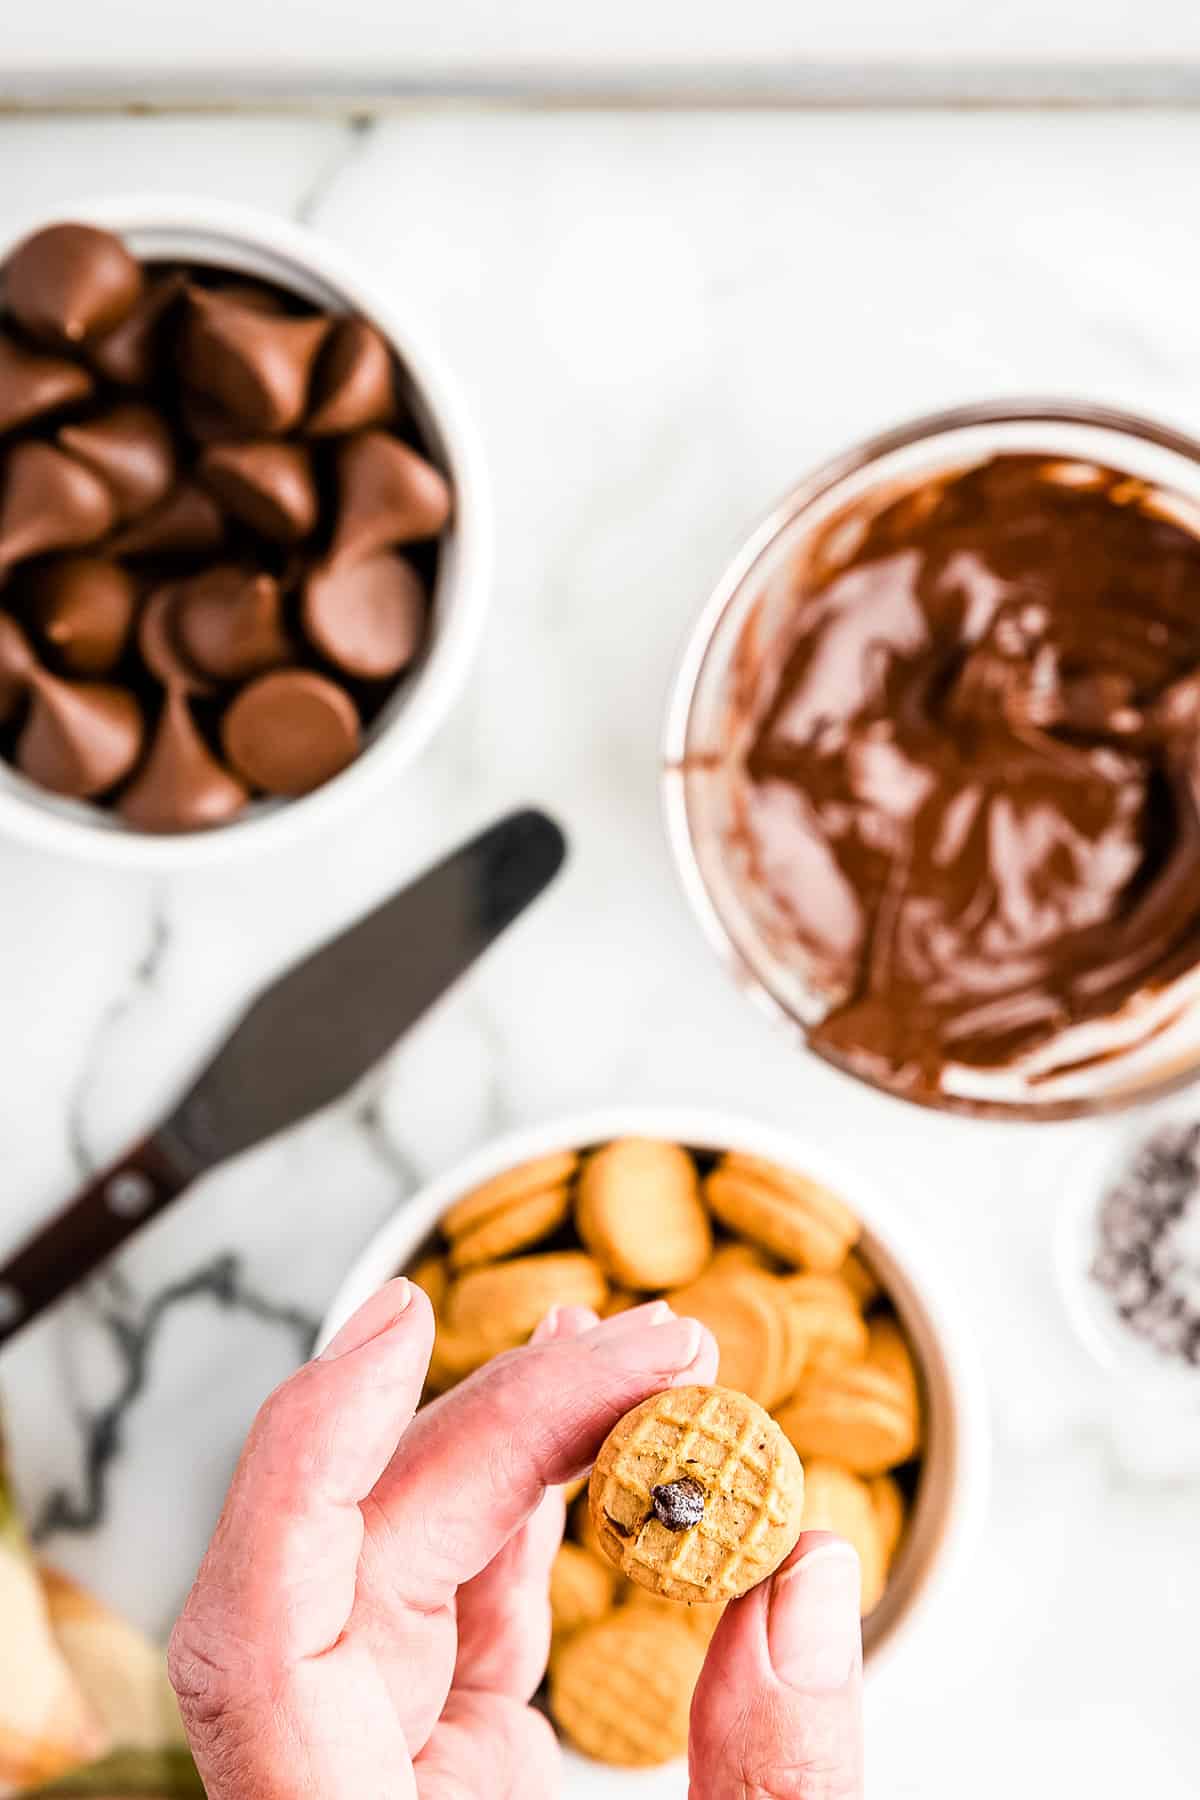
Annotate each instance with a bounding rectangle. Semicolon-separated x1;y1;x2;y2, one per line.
321;1108;988;1780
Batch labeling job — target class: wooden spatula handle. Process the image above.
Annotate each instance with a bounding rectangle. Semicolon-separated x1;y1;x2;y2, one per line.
0;1137;189;1348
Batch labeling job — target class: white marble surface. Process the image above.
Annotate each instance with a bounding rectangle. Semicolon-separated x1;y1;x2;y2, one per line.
0;108;1199;1798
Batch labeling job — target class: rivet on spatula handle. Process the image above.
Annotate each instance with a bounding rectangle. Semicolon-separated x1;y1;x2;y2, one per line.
0;1137;188;1345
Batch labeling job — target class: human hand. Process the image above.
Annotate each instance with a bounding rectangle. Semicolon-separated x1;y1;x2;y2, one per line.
169;1279;864;1798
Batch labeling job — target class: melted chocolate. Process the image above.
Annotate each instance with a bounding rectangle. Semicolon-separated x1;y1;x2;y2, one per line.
739;455;1200;1097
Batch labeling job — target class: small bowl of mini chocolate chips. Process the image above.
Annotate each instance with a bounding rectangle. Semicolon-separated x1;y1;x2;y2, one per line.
0;196;489;862
1059;1110;1200;1385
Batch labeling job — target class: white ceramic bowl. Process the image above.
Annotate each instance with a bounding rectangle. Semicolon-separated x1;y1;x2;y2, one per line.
320;1105;990;1794
0;194;491;867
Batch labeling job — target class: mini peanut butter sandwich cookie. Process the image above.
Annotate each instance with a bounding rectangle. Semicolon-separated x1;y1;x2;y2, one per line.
799;1460;887;1616
446;1250;607;1352
668;1269;786;1410
571;1488;608;1565
424;1317;492;1394
869;1472;908;1568
599;1287;639;1317
550;1541;619;1641
707;1241;777;1276
576;1137;712;1290
866;1313;922;1415
840;1247;882;1310
447;1182;572;1271
588;1385;804;1604
776;1361;918;1476
441;1151;578;1237
624;1581;728;1642
408;1253;448;1313
705;1154;860;1272
550;1610;705;1767
780;1272;870;1371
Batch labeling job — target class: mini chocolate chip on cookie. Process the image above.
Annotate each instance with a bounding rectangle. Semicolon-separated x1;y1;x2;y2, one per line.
589;1384;804;1603
651;1475;706;1532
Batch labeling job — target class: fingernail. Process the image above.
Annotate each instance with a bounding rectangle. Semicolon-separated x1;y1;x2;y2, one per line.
588;1300;673;1340
532;1306;563;1344
319;1278;412;1361
596;1314;702;1371
555;1305;603;1339
768;1542;862;1692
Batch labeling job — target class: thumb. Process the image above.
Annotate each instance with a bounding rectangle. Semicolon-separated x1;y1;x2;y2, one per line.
689;1532;864;1800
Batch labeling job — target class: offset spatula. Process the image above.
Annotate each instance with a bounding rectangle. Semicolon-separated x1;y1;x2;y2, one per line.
0;808;567;1348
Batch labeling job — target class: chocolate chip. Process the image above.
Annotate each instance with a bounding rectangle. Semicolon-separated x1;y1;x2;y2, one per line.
1114;1268;1154;1311
5;223;142;347
650;1476;705;1532
1090;1250;1123;1286
0;222;451;832
1091;1121;1200;1370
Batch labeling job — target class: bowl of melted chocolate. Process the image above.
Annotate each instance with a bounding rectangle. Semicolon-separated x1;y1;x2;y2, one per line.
0;200;488;862
665;403;1200;1116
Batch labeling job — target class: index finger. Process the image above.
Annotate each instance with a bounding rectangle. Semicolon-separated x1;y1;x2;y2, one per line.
362;1305;718;1613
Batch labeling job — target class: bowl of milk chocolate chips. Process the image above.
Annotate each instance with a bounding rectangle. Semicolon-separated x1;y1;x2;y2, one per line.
666;401;1200;1117
0;202;487;859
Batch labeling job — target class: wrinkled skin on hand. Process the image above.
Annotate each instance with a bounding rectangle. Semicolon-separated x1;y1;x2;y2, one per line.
170;1282;864;1799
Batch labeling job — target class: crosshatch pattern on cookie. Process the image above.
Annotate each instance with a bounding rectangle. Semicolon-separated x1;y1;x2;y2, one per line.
552;1615;702;1764
599;1390;795;1600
